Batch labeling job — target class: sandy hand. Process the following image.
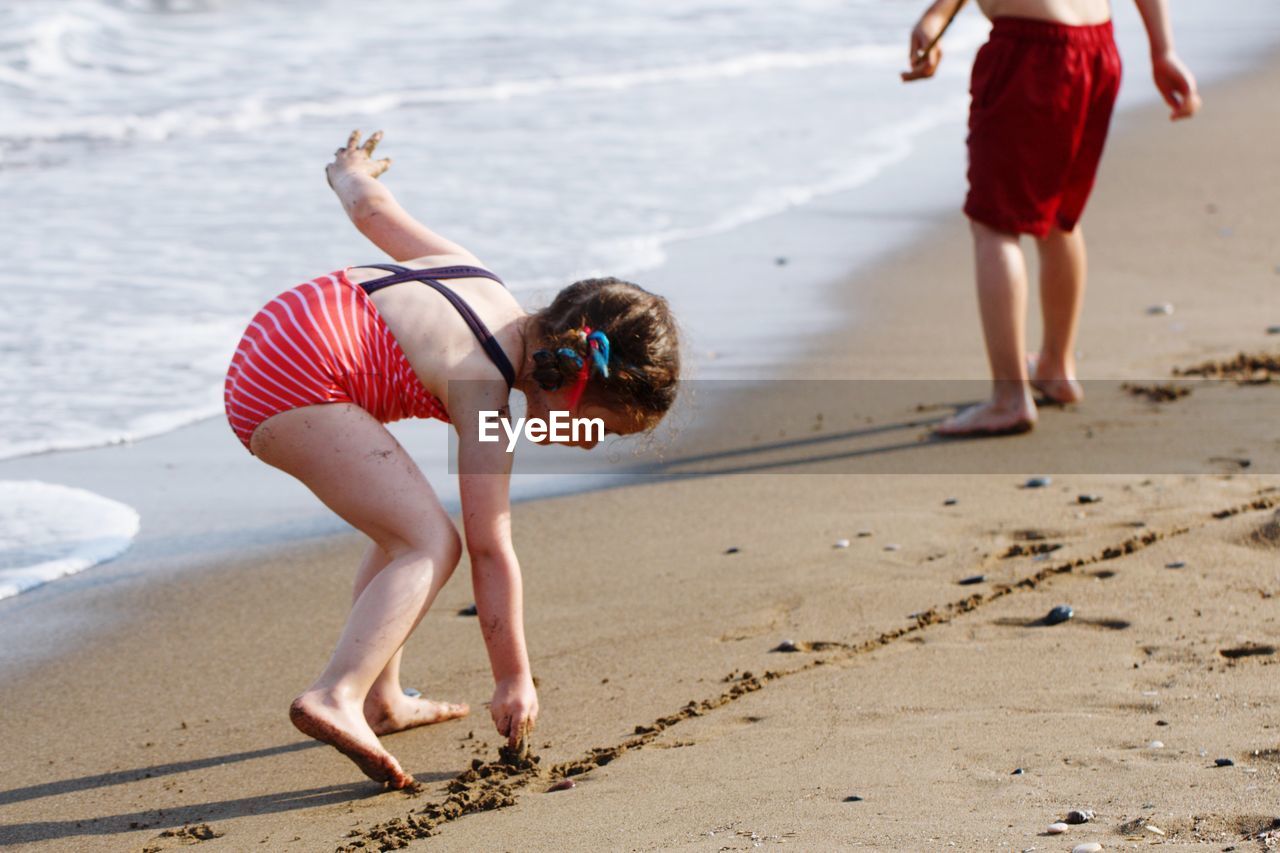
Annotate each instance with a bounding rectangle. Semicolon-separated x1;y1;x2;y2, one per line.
325;129;391;190
491;675;539;748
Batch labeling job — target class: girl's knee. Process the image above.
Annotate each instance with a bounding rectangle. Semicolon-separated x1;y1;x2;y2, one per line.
380;520;461;569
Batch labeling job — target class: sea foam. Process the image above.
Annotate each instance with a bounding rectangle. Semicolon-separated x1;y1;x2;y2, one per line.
0;480;141;600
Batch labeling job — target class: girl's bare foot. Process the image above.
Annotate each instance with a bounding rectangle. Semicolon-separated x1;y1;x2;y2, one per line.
289;691;414;788
1027;353;1084;404
364;689;470;736
936;398;1037;437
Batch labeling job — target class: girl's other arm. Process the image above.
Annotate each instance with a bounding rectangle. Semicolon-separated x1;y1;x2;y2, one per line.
901;0;965;82
452;394;539;746
325;130;482;262
1132;0;1201;120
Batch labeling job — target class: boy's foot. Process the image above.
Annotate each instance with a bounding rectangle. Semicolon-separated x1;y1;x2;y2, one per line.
1027;354;1084;405
936;399;1037;437
290;691;414;789
364;690;470;736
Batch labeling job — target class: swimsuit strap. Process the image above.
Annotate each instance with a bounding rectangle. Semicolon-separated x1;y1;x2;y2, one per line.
355;264;516;389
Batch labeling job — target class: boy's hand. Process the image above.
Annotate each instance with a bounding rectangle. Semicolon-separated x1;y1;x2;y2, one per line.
1152;54;1201;120
491;675;539;748
901;12;945;82
325;129;391;190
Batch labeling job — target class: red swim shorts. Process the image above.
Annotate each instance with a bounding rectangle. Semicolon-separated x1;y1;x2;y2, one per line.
964;17;1122;237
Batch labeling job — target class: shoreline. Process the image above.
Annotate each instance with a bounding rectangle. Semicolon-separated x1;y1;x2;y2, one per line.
2;41;1280;853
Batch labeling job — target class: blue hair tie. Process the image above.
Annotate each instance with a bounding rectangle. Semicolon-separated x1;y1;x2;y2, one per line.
556;346;583;368
586;330;611;378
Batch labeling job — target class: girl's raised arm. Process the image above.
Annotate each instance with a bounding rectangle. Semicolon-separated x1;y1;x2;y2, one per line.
325;130;481;263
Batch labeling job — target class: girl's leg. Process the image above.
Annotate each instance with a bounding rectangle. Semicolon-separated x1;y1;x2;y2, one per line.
251;402;466;788
352;544;469;735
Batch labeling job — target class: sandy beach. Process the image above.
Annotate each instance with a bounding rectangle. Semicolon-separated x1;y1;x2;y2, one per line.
2;50;1279;853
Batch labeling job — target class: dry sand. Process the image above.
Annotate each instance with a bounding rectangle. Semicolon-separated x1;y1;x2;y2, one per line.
1;56;1278;853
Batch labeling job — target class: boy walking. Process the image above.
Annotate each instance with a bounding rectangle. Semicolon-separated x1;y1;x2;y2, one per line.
903;0;1200;435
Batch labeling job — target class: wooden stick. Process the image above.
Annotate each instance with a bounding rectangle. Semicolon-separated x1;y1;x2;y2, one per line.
916;0;969;61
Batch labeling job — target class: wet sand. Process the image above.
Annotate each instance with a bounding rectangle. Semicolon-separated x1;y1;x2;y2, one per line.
1;56;1278;853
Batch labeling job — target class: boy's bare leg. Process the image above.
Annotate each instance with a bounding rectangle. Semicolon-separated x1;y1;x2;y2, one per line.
352;545;470;736
1030;225;1087;404
937;221;1037;436
250;403;467;788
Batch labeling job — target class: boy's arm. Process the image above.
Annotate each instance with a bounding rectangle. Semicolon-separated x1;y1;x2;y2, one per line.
902;0;966;82
452;390;539;747
326;130;483;263
1132;0;1201;120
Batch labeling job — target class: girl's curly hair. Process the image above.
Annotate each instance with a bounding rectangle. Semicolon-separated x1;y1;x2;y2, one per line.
527;277;679;427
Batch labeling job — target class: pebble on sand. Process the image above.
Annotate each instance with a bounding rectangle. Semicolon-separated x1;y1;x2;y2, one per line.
547;779;576;792
1077;494;1102;504
1215;757;1234;767
1046;822;1068;834
884;543;901;552
834;539;851;549
944;498;958;506
843;795;864;802
1066;809;1095;824
1011;767;1024;775
1024;476;1052;489
1147;303;1174;316
457;603;478;617
958;574;986;586
857;531;873;538
773;639;800;653
1044;604;1074;625
1148;740;1164;749
1165;561;1186;569
724;547;741;555
1267;325;1280;335
1072;844;1103;853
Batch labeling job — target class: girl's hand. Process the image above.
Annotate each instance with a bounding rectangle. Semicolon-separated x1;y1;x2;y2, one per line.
1152;53;1201;120
490;675;539;748
325;129;391;190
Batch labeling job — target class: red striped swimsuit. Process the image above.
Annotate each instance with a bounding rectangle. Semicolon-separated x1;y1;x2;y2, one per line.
223;265;512;452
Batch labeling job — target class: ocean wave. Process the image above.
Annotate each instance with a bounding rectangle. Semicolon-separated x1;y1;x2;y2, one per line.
0;44;909;146
0;399;224;462
574;97;969;281
0;480;141;600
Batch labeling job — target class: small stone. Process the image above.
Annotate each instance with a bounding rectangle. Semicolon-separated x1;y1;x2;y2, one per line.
833;539;850;549
1046;822;1068;834
547;779;575;792
884;543;901;552
773;639;800;653
843;795;863;802
1147;303;1174;316
457;603;478;617
944;498;958;506
958;574;986;586
856;531;872;538
1066;809;1095;824
1071;844;1102;853
1215;757;1234;767
402;687;422;698
1165;561;1186;569
1024;476;1052;489
1148;740;1164;749
1156;720;1169;726
1011;767;1024;775
1044;604;1074;625
1145;825;1165;836
724;547;740;554
1077;494;1102;504
1267;325;1280;335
